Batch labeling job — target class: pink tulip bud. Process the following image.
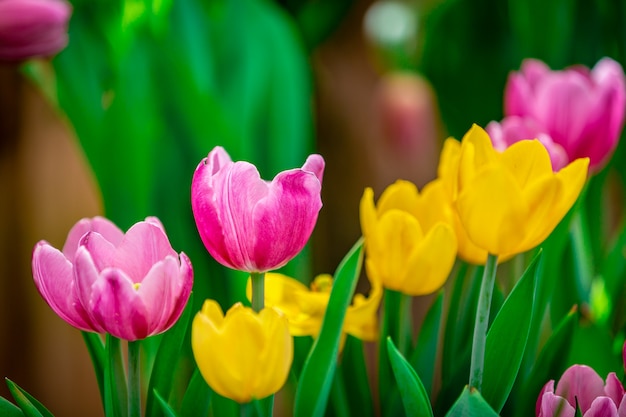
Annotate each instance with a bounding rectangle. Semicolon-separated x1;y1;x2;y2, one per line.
191;147;324;273
32;216;193;341
0;0;71;61
505;57;626;172
486;116;569;171
536;365;626;417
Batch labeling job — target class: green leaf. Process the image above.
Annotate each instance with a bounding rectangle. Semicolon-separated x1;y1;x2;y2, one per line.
5;379;53;417
386;338;434;417
513;307;577;417
153;390;179;417
180;369;212;417
410;291;444;397
339;337;374;417
81;332;106;409
0;396;24;417
445;386;500;417
146;293;195;417
294;239;364;417
104;335;127;417
481;251;541;413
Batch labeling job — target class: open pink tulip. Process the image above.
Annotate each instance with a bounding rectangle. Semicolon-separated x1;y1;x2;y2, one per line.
505;57;626;172
32;216;193;341
0;0;72;61
191;146;324;273
486;116;569;171
536;365;626;417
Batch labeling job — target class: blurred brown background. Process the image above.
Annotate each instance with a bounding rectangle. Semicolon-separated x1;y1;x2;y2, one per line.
0;1;443;415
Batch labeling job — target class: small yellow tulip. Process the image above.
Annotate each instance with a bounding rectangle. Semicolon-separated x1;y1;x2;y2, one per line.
246;273;381;344
360;180;457;296
454;124;589;257
191;300;293;403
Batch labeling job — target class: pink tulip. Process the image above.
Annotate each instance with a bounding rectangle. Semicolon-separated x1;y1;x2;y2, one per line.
486;116;569;171
0;0;71;61
505;57;626;172
191;146;324;273
536;365;626;417
32;216;193;341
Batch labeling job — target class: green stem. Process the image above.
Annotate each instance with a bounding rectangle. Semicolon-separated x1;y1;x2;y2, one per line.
469;253;499;390
570;208;593;303
127;341;141;417
250;272;265;312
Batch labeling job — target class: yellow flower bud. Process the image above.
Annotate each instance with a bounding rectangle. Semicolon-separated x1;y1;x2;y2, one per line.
191;300;293;403
454;124;589;258
360;180;457;296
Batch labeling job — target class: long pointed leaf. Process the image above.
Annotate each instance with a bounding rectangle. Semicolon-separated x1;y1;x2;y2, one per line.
386;338;434;417
180;369;212;417
481;251;541;412
5;379;53;417
294;239;364;417
0;396;24;417
154;390;179;417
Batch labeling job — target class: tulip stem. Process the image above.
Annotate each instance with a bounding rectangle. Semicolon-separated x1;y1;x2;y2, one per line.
570;208;593;303
469;253;499;391
127;340;141;417
251;272;265;312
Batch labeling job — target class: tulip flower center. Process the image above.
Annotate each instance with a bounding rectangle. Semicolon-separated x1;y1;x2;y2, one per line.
133;283;141;291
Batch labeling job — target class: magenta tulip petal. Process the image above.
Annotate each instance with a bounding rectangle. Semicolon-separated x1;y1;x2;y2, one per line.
32;242;92;330
539;391;575;417
112;222;178;282
163;253;193;329
605;373;625;405
137;257;176;331
78;231;117;272
618;394;626;417
584;397;619;417
555;365;606;413
90;269;149;341
192;146;324;272
251;169;322;271
62;216;123;261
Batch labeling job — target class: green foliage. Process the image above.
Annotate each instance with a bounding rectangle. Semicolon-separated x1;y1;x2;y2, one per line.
386;337;434;417
445;386;500;417
5;379;54;417
294;239;364;417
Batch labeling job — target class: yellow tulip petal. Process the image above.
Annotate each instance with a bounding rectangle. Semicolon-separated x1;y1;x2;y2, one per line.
400;223;457;295
415;179;454;231
553;157;589;214
438;138;461;183
344;282;382;341
501;139;553;189
377;180;420;217
453;211;490;264
456;165;529;256
367;210;424;289
255;308;293;400
360;187;378;238
516;175;561;253
458;125;499;193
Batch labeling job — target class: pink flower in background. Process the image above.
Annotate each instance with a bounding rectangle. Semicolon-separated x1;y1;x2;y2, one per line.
505;57;626;172
536;365;626;417
32;216;193;341
486;116;569;171
0;0;72;61
191;146;324;273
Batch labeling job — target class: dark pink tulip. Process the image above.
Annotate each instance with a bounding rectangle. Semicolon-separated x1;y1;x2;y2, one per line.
191;146;324;273
32;216;193;341
505;57;626;172
0;0;71;61
486;116;569;171
536;365;626;417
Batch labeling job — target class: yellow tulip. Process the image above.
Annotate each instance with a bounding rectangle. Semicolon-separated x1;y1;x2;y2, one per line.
246;273;381;344
360;180;457;296
191;300;293;403
454;124;589;257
